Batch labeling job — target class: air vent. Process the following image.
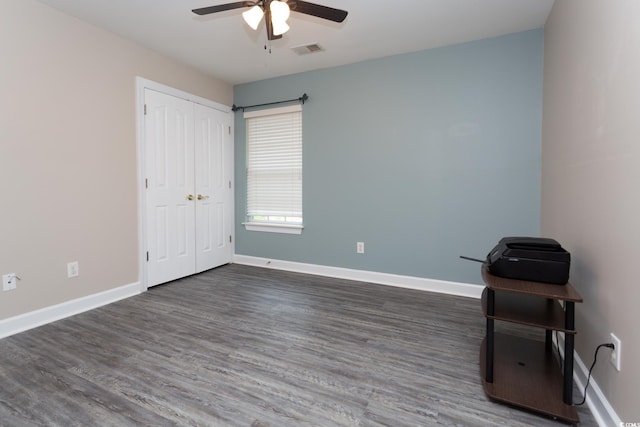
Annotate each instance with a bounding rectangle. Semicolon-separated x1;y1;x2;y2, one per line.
291;43;323;55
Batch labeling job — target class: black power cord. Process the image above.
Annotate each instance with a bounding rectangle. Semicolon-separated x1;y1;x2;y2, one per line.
552;333;614;406
575;343;615;406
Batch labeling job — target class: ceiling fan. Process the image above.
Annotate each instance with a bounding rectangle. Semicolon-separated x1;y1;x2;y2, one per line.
192;1;348;41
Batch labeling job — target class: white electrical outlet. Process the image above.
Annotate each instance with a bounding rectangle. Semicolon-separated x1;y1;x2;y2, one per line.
610;333;621;371
67;261;79;278
356;242;364;254
2;273;18;291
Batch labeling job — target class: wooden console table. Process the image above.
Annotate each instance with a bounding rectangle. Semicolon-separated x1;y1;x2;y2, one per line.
480;266;583;423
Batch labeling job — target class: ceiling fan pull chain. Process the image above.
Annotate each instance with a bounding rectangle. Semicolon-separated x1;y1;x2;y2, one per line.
265;35;272;54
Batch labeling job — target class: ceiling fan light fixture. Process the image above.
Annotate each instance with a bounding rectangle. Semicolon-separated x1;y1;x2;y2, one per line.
242;5;264;30
270;0;290;35
272;21;290;36
270;0;290;20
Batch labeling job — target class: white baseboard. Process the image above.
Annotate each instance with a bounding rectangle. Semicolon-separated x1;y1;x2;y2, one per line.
0;282;141;339
232;255;483;299
554;333;622;427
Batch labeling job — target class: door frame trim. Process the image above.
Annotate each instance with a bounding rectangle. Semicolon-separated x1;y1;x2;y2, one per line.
135;77;234;292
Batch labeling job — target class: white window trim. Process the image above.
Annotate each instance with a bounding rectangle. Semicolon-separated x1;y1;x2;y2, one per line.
242;222;303;234
243;103;303;235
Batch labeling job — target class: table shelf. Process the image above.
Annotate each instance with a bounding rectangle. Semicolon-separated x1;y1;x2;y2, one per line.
480;334;579;423
481;288;577;333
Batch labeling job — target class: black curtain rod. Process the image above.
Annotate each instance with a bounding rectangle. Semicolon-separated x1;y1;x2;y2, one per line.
232;93;308;112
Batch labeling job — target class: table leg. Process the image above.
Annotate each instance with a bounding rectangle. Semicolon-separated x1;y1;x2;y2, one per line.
545;298;554;353
486;288;495;383
563;301;575;404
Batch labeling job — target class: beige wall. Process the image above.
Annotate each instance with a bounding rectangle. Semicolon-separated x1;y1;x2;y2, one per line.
0;0;232;319
543;0;640;421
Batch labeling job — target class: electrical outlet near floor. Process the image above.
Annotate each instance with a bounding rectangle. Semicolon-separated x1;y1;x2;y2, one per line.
356;242;364;254
67;261;79;278
610;333;621;371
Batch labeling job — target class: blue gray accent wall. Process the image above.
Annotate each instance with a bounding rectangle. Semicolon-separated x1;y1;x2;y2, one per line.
233;29;543;285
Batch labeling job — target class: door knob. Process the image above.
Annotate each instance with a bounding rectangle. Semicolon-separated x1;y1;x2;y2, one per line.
197;194;210;200
187;194;194;201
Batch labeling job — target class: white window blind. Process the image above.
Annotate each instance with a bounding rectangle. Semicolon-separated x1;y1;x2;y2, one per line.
245;104;302;226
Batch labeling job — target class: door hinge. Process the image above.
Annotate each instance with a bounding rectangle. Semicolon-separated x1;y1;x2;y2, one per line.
146;251;149;261
228;126;231;135
144;104;147;115
229;235;232;243
145;178;148;189
229;180;232;189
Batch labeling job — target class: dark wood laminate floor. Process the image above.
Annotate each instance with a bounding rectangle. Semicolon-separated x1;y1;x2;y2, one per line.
0;264;597;426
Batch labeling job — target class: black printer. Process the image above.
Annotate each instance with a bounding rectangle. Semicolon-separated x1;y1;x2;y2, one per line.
485;237;571;285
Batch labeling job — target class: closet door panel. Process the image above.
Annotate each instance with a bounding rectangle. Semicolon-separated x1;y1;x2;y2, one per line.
194;104;232;272
145;89;196;286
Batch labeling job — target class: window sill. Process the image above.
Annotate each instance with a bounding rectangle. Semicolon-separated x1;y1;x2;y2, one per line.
243;222;303;235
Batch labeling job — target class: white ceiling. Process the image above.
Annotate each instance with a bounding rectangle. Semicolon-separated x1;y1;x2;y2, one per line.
36;0;555;85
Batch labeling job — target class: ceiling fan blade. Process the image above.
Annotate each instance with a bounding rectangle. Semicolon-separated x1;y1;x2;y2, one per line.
288;1;348;23
192;2;254;16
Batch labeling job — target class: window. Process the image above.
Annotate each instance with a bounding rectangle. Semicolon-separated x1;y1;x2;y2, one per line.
243;104;303;234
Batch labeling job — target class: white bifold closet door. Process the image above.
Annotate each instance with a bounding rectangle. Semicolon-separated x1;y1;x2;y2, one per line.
144;89;232;287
